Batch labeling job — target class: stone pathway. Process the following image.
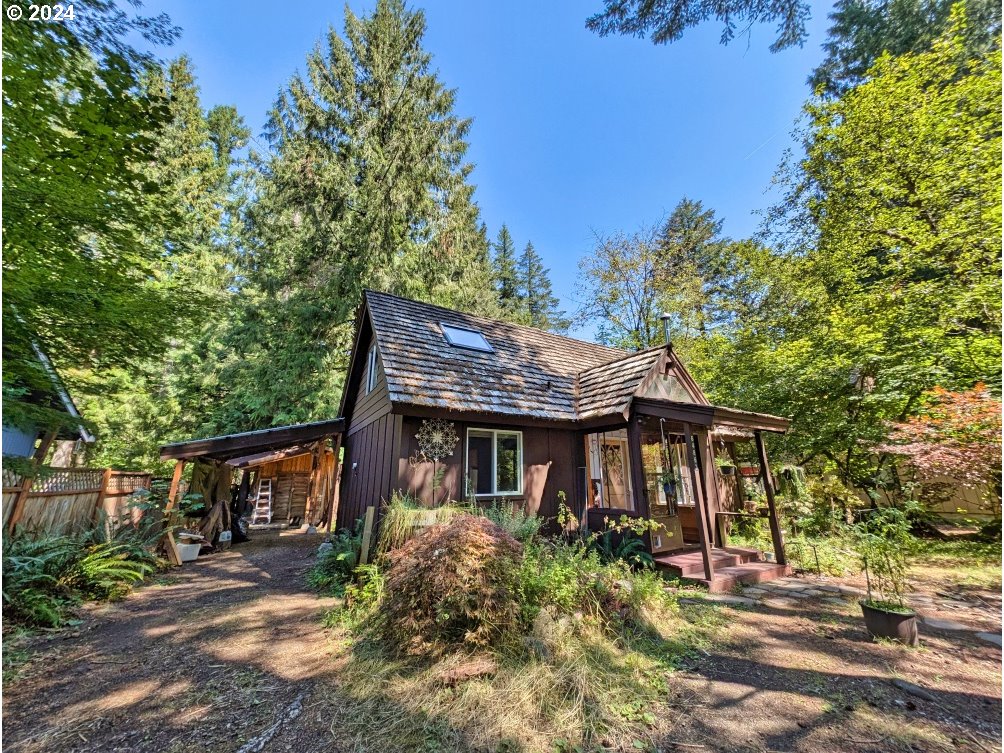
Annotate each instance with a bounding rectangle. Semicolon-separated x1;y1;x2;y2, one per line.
679;575;1003;648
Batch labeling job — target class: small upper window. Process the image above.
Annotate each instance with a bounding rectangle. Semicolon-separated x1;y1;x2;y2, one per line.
441;323;493;352
365;344;380;394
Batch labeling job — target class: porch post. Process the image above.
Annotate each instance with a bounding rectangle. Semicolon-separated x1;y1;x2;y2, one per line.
754;430;786;566
162;459;186;566
626;415;649;519
683;422;714;582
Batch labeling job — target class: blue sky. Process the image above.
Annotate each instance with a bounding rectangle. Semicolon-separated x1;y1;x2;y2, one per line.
149;0;833;337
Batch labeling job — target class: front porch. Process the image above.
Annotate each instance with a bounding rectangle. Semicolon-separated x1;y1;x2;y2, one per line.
579;386;792;590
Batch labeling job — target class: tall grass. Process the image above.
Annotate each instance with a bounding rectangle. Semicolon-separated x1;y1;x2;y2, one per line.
376;491;467;556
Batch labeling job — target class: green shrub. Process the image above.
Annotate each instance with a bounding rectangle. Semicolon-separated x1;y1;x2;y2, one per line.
852;504;918;610
478;500;543;543
2;524;163;628
60;542;154;600
308;523;363;595
2;535;79;627
379;514;523;653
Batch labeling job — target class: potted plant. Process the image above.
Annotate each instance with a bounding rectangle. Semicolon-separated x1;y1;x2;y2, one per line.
851;505;919;646
714;452;736;476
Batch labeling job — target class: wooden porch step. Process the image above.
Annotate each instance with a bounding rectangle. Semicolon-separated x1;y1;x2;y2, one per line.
698;562;792;593
653;546;761;577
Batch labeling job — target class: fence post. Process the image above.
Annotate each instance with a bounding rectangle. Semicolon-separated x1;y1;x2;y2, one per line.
7;428;57;534
94;467;113;534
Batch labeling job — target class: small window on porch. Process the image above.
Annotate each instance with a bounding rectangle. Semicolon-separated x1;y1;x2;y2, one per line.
638;365;696;403
584;429;634;512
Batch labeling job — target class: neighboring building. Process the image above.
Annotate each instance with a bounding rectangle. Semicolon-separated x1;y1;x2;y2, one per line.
335;291;792;590
2;343;93;462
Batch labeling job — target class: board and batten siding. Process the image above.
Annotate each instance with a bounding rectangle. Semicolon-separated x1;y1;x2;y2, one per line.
393;417;578;523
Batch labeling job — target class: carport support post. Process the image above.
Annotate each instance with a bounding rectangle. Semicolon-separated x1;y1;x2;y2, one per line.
323;433;343;533
754;430;786;566
162;459;186;566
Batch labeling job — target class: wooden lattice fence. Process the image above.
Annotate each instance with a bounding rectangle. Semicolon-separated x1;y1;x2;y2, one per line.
2;467;152;535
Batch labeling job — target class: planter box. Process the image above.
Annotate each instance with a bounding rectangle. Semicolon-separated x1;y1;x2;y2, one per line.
860;601;918;646
176;542;201;563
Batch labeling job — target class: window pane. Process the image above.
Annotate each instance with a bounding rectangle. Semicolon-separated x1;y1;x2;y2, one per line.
496;433;520;493
468;431;493;495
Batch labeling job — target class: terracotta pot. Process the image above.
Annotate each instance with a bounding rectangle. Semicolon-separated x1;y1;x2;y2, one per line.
860;601;918;646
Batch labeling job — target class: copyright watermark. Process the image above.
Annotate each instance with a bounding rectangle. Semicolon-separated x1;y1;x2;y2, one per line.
6;4;76;21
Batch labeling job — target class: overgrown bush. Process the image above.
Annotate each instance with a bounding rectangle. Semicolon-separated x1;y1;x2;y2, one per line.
478;500;543;543
379;514;523;652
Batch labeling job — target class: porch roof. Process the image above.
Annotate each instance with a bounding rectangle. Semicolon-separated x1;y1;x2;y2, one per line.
633;398;790;434
159;418;345;462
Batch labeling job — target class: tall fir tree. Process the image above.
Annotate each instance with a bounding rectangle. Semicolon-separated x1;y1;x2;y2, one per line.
492;224;521;318
517;242;570;333
209;0;503;430
76;57;250;469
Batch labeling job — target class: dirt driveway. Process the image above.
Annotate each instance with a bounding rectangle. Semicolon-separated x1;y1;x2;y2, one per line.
3;532;347;753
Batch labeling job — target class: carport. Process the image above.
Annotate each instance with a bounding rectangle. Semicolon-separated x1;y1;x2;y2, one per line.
158;418;345;563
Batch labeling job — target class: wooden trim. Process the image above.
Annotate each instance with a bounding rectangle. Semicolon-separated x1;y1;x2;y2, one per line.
683;422;714;581
391;402;579;430
634;399;715;426
626;414;649;519
755;430;787;565
698;430;725;545
712;407;790;434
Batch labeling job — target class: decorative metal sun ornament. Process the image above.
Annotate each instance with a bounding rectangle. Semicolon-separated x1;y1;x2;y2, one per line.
415;419;459;462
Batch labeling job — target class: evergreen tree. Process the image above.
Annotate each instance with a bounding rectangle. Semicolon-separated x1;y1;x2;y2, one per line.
77;58;250;469
810;0;1001;96
656;198;729;340
210;0;502;429
517;242;570;333
2;2;180;435
492;224;521;317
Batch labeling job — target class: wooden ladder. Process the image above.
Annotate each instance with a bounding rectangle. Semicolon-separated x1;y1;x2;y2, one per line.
252;478;273;524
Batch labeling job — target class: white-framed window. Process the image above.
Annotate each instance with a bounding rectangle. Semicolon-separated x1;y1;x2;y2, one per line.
364;344;379;394
466;428;522;496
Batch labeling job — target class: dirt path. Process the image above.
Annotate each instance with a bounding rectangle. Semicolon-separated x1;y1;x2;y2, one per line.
3;533;347;753
664;574;1002;753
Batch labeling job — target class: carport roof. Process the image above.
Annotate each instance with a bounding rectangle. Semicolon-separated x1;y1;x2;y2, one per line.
159;418;345;462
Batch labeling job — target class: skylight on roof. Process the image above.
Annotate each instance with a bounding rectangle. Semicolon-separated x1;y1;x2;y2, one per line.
441;323;493;352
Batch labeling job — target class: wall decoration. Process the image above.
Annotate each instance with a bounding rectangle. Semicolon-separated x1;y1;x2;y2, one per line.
415;419;459;462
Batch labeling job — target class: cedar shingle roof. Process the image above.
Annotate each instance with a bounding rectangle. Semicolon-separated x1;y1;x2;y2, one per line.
366;291;628;421
576;347;666;421
362;291;789;432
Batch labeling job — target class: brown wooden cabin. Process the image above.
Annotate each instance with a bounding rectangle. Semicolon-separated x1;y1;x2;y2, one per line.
335;291;793;592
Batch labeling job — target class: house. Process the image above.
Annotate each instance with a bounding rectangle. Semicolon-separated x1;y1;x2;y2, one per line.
2;342;93;462
335;290;792;591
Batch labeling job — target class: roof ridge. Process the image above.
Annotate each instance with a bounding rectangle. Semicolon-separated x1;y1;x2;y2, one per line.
364;289;625;357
